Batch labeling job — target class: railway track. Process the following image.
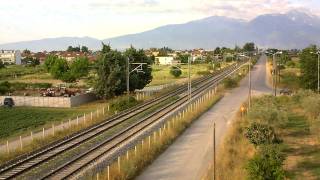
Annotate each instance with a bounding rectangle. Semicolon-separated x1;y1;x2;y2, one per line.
41;62;247;179
0;62;246;180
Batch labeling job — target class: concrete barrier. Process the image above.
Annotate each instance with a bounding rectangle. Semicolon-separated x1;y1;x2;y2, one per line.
0;93;97;108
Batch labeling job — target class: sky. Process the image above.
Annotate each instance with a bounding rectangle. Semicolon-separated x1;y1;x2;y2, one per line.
0;0;320;44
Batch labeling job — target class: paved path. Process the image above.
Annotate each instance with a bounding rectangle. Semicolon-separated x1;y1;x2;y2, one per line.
136;55;272;180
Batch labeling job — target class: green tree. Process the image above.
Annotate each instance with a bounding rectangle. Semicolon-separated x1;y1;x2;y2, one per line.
23;57;40;67
67;46;80;52
23;49;31;55
214;47;221;55
178;54;189;64
81;46;89;53
95;44;126;98
44;55;58;71
70;57;89;79
246;145;285;180
95;44;152;99
170;66;182;78
124;46;153;91
0;61;5;69
243;42;255;52
50;58;69;79
300;45;318;90
245;123;282;147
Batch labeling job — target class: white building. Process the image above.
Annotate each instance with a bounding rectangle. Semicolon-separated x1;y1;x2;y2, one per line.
0;50;21;64
155;56;174;65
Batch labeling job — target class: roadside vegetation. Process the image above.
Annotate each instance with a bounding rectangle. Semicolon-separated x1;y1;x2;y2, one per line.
204;91;320;179
205;45;320;179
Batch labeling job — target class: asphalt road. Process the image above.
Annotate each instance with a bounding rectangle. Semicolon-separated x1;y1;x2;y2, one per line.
136;55;272;180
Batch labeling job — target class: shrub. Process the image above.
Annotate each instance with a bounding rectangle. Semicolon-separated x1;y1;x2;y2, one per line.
301;95;320;119
246;145;285;180
170;66;182;78
110;96;139;111
0;81;11;95
248;96;288;126
223;77;238;89
245;123;282;146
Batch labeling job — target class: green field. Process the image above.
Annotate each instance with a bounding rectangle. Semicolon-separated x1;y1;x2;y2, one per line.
0;101;108;140
149;63;232;86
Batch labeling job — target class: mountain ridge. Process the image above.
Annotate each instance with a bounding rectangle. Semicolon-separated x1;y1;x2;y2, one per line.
1;10;320;51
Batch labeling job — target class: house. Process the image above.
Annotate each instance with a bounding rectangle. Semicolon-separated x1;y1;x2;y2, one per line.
155;56;174;65
0;50;21;64
58;52;86;62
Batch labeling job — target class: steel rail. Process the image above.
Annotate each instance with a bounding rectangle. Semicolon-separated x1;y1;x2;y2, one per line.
0;63;240;180
41;62;246;179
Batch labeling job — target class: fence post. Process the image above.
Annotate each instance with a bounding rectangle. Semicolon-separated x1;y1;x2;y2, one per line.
127;150;129;160
107;165;110;180
6;140;9;154
20;136;23;150
97;173;99;180
153;131;156;144
31;131;33;141
142;139;144;150
52;124;55;136
77;116;79;126
84;113;86;124
107;104;110;112
91;112;93;121
135;145;137;156
43;128;45;138
148;136;151;149
118;156;121;173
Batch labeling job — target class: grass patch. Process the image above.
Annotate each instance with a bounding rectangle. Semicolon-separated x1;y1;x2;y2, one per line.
204;91;320;179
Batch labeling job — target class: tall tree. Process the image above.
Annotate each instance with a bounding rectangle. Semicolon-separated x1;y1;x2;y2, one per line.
95;44;152;99
300;45;318;90
81;46;89;53
70;57;90;79
243;42;255;52
95;44;127;98
125;46;153;91
214;47;221;55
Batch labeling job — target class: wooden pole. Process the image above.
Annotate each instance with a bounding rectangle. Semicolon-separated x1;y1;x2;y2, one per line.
42;128;45;138
213;122;216;180
31;131;33;141
118;156;121;173
107;165;110;180
20;136;23;150
6;140;9;154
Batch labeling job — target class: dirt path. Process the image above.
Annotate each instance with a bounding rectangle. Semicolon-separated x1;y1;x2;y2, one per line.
136;55;272;180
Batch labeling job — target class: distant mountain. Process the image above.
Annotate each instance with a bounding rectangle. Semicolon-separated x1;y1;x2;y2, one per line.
0;37;101;52
1;10;320;51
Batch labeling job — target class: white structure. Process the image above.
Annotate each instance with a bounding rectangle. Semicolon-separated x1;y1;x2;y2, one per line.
0;50;21;64
155;56;174;65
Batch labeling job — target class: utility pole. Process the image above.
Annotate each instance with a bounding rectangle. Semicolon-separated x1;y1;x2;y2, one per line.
188;56;191;101
127;57;130;95
213;122;216;180
126;57;147;96
273;53;277;96
310;51;320;93
248;56;252;110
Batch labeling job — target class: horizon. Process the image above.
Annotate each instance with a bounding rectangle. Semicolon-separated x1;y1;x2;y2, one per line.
1;0;320;44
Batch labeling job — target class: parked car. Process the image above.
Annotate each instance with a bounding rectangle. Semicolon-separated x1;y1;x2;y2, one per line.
3;97;14;107
280;88;292;95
